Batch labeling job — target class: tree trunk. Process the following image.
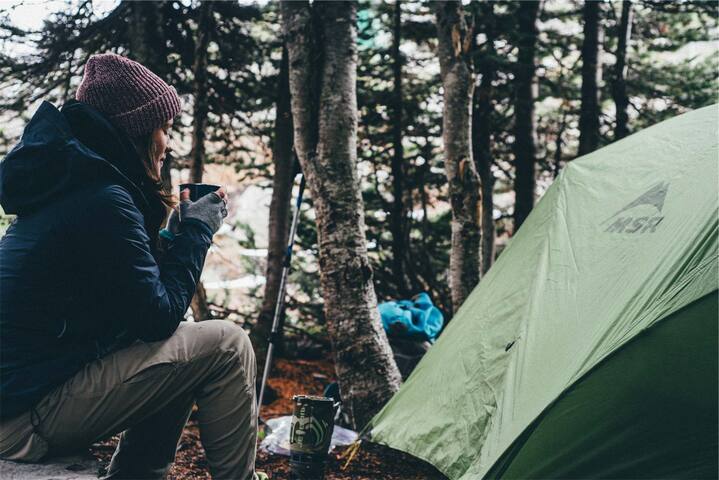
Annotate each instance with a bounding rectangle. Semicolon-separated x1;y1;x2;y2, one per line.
160;155;173;194
554;110;568;179
513;1;540;233
188;1;213;322
436;1;480;314
435;2;481;312
612;0;632;141
190;285;210;322
281;0;401;429
390;1;409;296
128;1;174;191
128;2;166;75
472;1;496;276
252;45;294;356
190;2;212;184
578;0;603;155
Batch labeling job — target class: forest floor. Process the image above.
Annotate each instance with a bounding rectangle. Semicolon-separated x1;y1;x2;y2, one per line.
90;355;447;480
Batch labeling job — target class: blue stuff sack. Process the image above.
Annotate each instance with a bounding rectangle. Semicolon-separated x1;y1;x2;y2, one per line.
378;292;444;343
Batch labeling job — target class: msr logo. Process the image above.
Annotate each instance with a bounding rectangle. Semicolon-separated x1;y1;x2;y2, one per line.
603;182;669;234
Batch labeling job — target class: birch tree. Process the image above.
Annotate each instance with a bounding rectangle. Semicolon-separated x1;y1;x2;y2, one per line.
281;0;401;428
435;0;481;313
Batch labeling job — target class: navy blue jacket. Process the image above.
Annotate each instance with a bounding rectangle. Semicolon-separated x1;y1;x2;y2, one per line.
0;101;213;419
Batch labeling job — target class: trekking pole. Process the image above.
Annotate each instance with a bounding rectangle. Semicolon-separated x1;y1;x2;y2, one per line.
257;170;306;416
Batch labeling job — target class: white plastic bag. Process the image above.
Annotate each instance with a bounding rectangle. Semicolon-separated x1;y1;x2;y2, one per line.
259;415;358;456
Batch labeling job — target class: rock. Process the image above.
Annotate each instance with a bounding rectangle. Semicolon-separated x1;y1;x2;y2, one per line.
0;453;102;479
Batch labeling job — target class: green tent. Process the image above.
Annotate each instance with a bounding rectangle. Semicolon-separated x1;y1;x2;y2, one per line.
369;104;719;479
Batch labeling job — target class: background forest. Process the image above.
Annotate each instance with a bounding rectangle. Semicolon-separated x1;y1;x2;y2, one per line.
1;0;718;432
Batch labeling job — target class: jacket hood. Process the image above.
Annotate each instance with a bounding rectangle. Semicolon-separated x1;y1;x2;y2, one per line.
0;101;153;216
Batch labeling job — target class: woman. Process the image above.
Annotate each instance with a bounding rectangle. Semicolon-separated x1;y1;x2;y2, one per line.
0;53;260;479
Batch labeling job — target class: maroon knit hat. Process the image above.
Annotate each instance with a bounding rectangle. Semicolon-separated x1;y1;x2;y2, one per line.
76;53;181;137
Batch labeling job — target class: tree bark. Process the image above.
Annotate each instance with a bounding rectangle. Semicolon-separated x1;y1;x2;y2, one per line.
612;0;632;141
472;1;496;276
188;1;213;322
281;0;401;429
128;2;166;76
190;1;212;184
554;109;568;179
435;1;480;314
513;1;540;233
578;0;603;155
252;45;294;355
128;1;174;191
390;1;409;296
189;284;210;322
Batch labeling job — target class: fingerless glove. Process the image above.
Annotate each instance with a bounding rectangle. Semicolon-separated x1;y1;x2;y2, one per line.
179;192;227;235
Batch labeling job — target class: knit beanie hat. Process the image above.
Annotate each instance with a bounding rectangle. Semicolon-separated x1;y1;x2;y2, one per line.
76;53;181;137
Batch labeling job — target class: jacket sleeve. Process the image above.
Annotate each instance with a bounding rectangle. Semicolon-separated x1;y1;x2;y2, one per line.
85;184;213;342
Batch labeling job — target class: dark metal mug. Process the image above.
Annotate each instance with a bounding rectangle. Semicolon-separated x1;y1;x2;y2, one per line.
179;183;220;202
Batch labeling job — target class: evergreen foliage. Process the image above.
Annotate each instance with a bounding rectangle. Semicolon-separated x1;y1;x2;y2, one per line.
1;0;716;336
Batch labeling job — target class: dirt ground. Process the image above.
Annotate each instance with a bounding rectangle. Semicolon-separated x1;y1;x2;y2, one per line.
90;356;447;480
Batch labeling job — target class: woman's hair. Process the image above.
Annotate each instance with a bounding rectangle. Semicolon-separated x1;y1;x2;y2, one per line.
129;132;177;212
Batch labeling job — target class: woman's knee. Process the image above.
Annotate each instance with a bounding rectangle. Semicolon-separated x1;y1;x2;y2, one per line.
221;322;255;366
204;321;254;367
175;321;255;368
196;321;257;391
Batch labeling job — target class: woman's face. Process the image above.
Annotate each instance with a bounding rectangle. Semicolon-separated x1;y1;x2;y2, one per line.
151;120;173;176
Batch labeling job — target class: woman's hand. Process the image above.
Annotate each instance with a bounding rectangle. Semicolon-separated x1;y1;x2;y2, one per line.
179;186;229;235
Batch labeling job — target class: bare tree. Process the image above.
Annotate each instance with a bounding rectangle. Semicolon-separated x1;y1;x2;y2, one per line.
513;1;540;232
612;0;633;140
127;1;174;192
472;1;497;276
188;1;214;322
435;0;481;313
281;0;401;428
252;45;294;355
128;2;167;76
579;0;603;155
390;0;409;296
189;1;212;184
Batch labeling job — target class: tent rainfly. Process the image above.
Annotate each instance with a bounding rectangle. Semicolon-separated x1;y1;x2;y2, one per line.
369;104;719;479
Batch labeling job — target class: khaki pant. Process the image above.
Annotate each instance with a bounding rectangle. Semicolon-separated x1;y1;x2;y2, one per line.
0;320;258;480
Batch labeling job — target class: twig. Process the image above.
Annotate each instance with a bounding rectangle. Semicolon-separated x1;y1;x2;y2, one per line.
340;440;362;471
208;302;331;346
283;323;331;347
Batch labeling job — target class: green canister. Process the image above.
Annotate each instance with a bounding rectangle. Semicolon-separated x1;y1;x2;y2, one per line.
289;395;337;479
